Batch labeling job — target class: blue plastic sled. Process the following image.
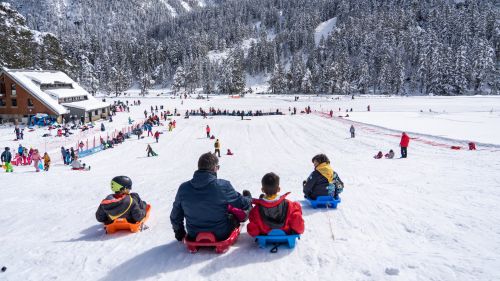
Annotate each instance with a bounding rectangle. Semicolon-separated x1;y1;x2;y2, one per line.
306;196;341;209
255;229;300;249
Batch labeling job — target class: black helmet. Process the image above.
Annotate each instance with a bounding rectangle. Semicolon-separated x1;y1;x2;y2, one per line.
5;147;9;151
111;176;132;193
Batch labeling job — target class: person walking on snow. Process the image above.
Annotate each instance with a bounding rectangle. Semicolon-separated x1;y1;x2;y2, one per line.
1;147;13;172
400;132;410;158
214;139;221;157
31;149;42;172
206;125;211;138
43;152;51;171
350;125;355;138
154;131;160;143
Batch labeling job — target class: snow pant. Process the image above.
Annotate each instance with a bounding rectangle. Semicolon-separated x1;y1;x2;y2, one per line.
351;132;355;138
155;137;159;143
215;149;221;157
3;162;13;172
401;147;408;158
147;151;157;157
44;163;50;171
206;132;210;138
34;160;40;172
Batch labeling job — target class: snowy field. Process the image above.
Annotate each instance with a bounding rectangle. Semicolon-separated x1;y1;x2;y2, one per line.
1;95;500;281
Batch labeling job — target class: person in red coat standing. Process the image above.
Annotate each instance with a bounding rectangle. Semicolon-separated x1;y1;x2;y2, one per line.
206;125;211;138
247;172;304;237
400;132;410;158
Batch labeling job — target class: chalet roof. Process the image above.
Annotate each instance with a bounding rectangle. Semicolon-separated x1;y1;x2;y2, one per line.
1;69;71;115
46;88;88;99
1;68;109;115
62;99;109;111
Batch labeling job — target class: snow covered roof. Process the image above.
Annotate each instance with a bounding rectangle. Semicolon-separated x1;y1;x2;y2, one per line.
62;97;109;111
46;88;88;99
2;69;70;115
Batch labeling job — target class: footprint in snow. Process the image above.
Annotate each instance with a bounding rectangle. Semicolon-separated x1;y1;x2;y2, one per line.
385;268;400;276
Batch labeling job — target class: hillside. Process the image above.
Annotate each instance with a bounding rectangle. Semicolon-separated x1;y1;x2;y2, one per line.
3;0;500;96
0;3;70;73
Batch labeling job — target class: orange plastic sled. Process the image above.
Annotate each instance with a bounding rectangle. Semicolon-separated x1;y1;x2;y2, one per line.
105;204;151;234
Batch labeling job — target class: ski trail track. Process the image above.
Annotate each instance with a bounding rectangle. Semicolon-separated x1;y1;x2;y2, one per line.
2;108;500;280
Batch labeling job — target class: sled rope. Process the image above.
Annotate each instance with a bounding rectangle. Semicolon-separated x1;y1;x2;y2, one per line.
270;243;280;253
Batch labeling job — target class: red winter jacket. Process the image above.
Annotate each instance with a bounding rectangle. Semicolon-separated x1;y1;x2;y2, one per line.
400;133;410;147
247;192;305;237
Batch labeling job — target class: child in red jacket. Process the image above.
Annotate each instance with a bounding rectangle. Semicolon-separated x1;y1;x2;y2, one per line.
247;172;304;237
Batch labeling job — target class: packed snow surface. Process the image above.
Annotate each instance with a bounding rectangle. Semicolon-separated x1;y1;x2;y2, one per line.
1;95;500;281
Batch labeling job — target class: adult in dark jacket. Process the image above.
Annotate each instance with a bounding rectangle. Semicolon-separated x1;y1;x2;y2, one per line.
60;147;67;164
96;176;147;225
400;132;410;158
1;147;13;172
170;152;252;241
303;154;343;199
350;125;355;138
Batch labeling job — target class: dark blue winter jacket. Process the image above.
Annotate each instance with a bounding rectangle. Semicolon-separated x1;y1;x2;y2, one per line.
303;170;330;199
170;170;251;241
1;150;12;163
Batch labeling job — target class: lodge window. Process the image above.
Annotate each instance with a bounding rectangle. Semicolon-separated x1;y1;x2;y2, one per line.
0;98;6;106
0;81;5;95
95;110;98;115
11;98;17;107
11;84;16;96
28;98;34;107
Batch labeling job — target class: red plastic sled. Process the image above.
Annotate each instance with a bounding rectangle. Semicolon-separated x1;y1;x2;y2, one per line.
184;226;241;254
105;204;151;234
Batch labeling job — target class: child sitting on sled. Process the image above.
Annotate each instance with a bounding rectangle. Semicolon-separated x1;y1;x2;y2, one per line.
96;176;148;225
384;149;395;159
247;172;304;237
71;155;90;170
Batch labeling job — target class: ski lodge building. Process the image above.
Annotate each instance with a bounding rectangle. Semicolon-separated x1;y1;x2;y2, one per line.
0;68;109;124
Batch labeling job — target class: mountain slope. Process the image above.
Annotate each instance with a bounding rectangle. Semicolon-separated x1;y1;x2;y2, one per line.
0;2;70;72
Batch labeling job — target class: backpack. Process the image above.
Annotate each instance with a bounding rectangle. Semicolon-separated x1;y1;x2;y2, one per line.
326;172;344;196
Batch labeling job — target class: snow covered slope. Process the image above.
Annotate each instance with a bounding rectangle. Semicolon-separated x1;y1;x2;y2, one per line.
315;17;337;46
1;96;499;281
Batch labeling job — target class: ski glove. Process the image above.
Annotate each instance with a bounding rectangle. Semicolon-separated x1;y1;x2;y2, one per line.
242;190;252;198
174;228;186;241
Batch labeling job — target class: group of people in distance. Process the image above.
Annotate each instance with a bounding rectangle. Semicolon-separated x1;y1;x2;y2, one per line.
95;152;345;244
373;132;410;159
